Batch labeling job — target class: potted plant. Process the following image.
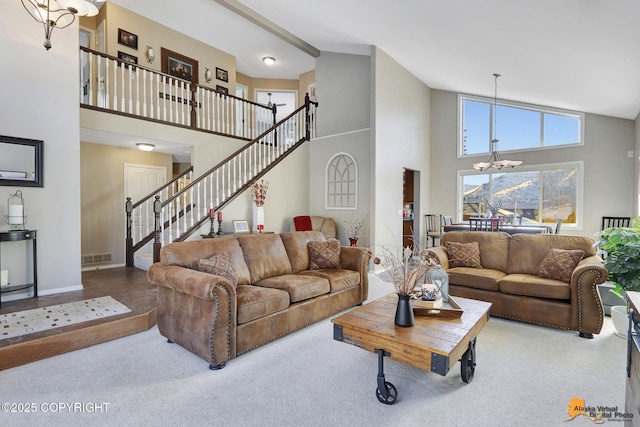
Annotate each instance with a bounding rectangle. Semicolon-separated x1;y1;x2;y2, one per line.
594;216;640;337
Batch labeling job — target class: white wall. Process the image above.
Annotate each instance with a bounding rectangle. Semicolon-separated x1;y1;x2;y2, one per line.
429;89;635;238
372;47;431;255
0;2;82;295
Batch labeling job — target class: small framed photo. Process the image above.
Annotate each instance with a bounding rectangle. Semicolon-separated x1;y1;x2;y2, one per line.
118;51;138;68
216;85;228;95
118;28;138;50
233;220;250;233
216;67;228;82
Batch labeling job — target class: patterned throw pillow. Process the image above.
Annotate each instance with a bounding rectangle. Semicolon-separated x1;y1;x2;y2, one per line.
538;248;584;283
197;252;238;287
446;241;483;269
308;239;341;270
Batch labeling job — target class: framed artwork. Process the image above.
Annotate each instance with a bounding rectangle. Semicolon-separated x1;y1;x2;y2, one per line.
308;83;317;102
216;85;228;95
161;47;199;85
216;67;228;82
118;29;138;50
118;51;138;68
233;220;250;233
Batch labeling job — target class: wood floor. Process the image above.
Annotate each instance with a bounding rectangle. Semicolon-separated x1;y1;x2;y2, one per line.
0;267;156;371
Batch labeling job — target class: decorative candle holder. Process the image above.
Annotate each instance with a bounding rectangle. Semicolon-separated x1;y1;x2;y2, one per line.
217;219;223;235
5;190;26;230
209;216;216;237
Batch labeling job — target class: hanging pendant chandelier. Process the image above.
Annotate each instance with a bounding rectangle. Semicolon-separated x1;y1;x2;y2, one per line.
21;0;99;50
473;74;523;171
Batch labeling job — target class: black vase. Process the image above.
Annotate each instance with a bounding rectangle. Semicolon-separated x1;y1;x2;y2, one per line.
395;293;415;327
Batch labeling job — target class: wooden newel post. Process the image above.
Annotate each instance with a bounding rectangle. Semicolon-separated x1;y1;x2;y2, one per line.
272;104;278;145
304;93;311;140
125;197;133;267
153;195;162;264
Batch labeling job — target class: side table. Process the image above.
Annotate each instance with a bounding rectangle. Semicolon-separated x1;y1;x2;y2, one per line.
0;230;38;308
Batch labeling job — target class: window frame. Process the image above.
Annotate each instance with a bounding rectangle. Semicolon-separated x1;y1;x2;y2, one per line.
457;94;585;158
456;161;584;230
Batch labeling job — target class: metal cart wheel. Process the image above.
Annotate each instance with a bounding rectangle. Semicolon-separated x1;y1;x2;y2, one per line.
460;337;477;383
376;382;398;405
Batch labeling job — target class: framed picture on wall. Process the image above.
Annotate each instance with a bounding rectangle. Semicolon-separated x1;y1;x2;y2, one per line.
216;85;228;95
118;29;138;50
308;83;317;102
216;67;228;82
161;47;199;85
118;51;138;69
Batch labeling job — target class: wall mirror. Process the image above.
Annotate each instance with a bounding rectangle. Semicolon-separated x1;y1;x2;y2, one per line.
0;135;44;187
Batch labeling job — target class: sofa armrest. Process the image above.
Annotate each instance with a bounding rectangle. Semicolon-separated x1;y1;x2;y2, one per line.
148;263;236;300
570;255;608;335
340;246;373;302
427;247;449;269
148;264;237;367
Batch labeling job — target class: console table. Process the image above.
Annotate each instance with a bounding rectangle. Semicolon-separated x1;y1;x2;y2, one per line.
0;230;38;308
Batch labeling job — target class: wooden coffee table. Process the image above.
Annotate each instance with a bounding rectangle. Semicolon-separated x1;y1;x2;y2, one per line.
332;293;491;404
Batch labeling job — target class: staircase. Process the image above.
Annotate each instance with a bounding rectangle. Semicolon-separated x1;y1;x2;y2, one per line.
125;94;318;268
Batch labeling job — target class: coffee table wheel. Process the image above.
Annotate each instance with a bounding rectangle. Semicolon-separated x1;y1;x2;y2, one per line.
460;337;477;383
376;382;398;405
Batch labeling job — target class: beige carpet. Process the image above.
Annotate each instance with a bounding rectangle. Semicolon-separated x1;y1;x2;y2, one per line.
0;296;130;340
0;275;627;426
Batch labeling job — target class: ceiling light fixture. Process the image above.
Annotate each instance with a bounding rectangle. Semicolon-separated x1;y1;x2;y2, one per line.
473;74;523;171
136;143;155;152
21;0;99;50
262;56;276;66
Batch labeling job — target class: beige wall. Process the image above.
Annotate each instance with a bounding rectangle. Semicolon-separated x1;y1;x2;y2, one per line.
429;89;635;238
80;142;173;265
372;47;431;254
299;70;315;106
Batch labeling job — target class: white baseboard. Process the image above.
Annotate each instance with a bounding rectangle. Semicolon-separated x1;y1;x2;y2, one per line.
39;285;84;296
81;263;126;272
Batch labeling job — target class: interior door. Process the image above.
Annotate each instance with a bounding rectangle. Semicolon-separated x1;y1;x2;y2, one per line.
124;164;166;244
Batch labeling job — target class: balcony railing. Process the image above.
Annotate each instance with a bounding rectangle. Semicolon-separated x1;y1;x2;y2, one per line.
79;47;276;139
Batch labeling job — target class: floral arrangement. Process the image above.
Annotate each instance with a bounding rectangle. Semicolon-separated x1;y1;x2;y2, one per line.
341;211;368;239
374;246;438;295
251;180;269;207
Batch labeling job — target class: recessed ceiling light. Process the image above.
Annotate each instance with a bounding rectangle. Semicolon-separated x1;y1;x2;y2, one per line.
262;56;276;66
136;143;155;151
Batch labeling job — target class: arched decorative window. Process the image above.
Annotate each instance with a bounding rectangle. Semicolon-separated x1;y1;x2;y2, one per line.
326;152;358;209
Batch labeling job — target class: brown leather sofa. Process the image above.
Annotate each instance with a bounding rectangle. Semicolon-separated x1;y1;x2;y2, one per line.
427;231;607;338
147;231;371;369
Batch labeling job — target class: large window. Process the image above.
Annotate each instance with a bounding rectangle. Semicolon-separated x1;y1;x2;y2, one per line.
459;95;584;156
459;162;583;227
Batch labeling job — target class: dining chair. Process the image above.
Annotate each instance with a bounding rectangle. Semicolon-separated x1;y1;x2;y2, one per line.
425;214;444;247
469;217;500;232
555;218;562;234
601;216;631;230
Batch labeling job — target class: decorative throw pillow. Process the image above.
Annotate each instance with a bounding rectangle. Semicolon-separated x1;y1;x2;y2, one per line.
197;252;238;287
538;248;585;283
446;241;483;269
308;239;341;270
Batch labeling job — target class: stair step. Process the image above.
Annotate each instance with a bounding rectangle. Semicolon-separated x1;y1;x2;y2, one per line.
133;253;154;271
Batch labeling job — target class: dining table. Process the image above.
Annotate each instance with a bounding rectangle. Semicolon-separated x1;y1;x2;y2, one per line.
444;222;553;235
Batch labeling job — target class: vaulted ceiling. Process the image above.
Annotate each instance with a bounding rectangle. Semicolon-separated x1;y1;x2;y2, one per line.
113;0;640;120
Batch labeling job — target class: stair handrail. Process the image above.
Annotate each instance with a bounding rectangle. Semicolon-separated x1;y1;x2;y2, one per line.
126;94;318;265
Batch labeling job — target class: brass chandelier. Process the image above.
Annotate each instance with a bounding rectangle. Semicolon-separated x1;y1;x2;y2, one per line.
473;74;523;171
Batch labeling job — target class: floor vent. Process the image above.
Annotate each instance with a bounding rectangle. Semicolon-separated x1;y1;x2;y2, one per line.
81;253;113;266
